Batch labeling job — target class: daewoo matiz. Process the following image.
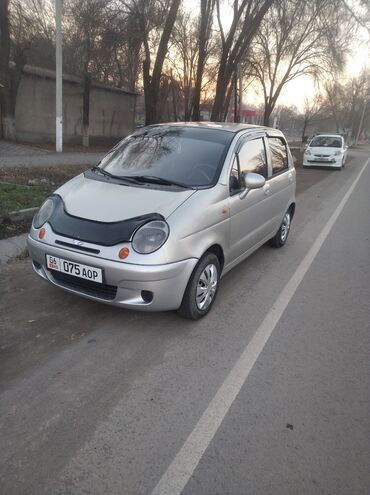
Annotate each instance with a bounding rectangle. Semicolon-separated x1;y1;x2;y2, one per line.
28;123;296;319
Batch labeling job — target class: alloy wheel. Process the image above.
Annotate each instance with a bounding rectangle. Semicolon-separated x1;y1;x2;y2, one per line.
280;212;291;242
196;263;218;310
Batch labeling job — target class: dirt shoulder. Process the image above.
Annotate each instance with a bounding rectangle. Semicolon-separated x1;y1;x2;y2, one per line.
0;164;88;239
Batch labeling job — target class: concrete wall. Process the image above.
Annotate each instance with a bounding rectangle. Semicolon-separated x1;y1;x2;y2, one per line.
15;66;137;144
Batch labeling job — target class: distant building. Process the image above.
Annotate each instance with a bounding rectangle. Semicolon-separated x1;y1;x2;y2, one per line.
13;65;137;144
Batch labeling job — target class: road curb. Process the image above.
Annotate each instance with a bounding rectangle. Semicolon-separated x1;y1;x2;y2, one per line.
0;233;28;267
0;152;104;168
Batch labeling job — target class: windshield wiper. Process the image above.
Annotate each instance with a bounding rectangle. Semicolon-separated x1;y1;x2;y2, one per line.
90;166;138;183
91;169;194;189
129;175;195;189
91;165;118;179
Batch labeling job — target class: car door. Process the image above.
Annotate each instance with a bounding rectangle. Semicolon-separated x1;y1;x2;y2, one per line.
265;136;294;233
228;136;274;265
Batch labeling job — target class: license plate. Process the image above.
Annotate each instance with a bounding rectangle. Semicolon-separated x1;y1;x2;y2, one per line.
46;255;103;283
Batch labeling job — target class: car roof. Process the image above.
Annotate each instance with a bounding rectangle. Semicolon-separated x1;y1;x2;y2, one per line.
311;134;343;138
150;122;281;135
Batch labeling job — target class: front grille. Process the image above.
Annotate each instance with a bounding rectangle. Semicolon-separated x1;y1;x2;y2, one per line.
308;160;328;163
49;269;117;300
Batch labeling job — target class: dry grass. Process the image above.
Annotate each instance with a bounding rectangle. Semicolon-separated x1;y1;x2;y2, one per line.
0;164;88;239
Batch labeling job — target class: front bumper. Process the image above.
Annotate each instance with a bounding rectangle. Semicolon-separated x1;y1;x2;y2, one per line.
27;235;198;311
303;156;343;168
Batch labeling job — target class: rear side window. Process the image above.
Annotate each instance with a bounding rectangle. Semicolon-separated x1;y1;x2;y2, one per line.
268;137;288;175
238;138;267;178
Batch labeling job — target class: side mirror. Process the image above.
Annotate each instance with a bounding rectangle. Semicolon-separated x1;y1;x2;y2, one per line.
244;172;265;189
240;172;265;199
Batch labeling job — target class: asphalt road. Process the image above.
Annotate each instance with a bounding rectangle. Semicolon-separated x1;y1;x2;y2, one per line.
1;150;369;495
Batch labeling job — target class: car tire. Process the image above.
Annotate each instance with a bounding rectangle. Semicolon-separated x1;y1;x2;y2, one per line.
269;208;292;248
178;253;221;320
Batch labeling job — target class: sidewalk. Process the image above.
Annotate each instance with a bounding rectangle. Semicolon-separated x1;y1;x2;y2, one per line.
0;140;105;168
0;233;28;267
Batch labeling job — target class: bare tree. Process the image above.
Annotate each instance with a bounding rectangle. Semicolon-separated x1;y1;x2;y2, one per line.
191;0;215;121
107;12;142;91
64;0;115;146
0;0;14;139
322;69;370;138
210;0;274;121
169;9;199;120
120;0;181;125
321;79;345;132
299;95;324;141
248;0;354;126
0;0;50;139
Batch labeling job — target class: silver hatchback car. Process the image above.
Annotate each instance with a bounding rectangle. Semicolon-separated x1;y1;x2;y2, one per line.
28;123;296;319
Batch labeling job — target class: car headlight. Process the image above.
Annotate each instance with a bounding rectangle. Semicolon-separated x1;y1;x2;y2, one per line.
304;149;311;155
33;197;56;228
334;151;341;156
132;220;169;254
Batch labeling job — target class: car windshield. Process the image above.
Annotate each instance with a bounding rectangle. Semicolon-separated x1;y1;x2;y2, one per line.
310;136;342;148
98;126;233;187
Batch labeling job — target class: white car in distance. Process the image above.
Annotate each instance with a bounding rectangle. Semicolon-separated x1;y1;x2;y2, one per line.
303;134;348;169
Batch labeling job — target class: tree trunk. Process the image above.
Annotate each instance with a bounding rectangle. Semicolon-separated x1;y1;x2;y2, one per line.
263;103;273;126
233;71;239;123
222;82;234;122
301;118;308;142
184;84;192;121
210;58;231;121
191;0;215;121
171;84;178;122
144;0;181;125
0;0;23;141
211;0;274;122
82;73;91;147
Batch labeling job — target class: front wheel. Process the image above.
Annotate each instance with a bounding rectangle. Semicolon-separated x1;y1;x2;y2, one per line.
178;253;220;320
269;209;292;248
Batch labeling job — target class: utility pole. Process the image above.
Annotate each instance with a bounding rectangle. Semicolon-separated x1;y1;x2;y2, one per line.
233;70;238;123
238;64;243;123
55;0;63;152
272;108;280;129
233;64;242;124
355;96;369;145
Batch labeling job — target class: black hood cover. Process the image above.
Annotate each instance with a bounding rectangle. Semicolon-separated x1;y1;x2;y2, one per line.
48;195;164;246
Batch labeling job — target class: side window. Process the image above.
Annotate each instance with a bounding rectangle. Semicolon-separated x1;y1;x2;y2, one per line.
238;138;267;179
268;137;288;175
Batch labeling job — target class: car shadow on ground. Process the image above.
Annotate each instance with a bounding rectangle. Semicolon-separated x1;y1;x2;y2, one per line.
0;258;187;386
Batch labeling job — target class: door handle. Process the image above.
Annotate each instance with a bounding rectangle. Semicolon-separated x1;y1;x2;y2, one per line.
264;185;270;195
288;172;293;183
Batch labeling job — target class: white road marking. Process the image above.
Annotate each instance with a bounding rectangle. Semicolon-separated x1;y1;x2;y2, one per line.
151;157;370;495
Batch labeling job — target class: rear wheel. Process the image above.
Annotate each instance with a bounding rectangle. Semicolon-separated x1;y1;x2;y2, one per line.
178;253;220;320
269;209;292;248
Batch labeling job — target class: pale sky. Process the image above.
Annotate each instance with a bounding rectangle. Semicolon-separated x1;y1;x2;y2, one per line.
240;25;370;112
275;26;370;111
183;0;370;112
